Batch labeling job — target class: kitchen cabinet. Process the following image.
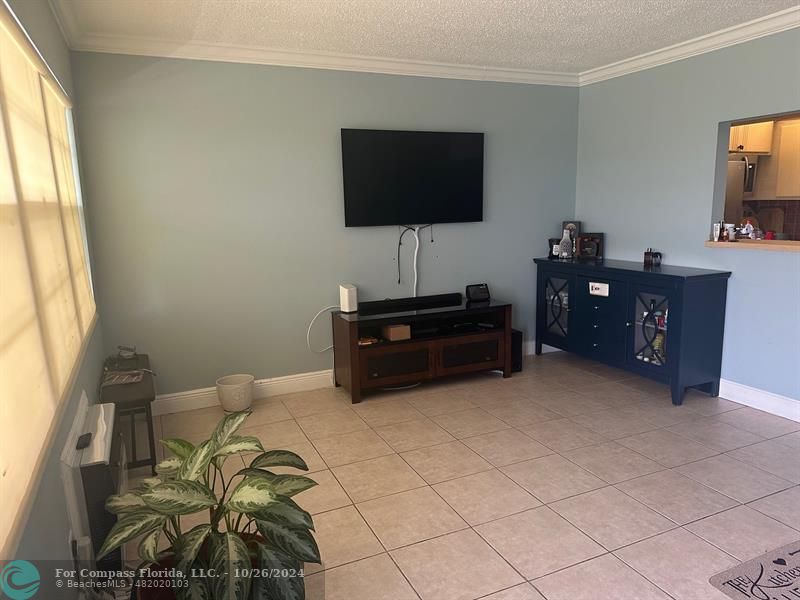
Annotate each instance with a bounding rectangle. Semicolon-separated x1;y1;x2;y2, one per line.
775;121;800;198
729;121;774;154
535;259;730;406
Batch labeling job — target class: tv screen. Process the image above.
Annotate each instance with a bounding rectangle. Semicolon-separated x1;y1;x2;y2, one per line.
341;129;484;227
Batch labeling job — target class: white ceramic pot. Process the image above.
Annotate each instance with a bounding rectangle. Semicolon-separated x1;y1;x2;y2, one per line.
216;374;254;412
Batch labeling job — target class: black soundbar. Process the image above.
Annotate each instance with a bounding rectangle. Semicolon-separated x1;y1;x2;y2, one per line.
358;293;463;316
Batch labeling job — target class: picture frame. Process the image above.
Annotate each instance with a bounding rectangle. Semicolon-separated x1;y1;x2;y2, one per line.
576;232;604;260
561;221;581;240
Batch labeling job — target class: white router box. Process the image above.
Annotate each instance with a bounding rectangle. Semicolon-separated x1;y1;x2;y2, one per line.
339;284;358;313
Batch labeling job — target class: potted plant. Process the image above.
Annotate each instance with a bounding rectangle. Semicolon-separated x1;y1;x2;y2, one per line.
98;410;320;599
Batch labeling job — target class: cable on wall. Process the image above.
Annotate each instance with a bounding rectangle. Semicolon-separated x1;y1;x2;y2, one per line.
396;224;433;296
306;305;339;353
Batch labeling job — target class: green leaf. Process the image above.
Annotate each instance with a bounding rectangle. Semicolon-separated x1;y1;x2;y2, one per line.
252;496;314;530
227;476;278;513
235;469;317;498
256;520;320;564
211;411;251;450
155;457;182;476
178;440;215;481
105;492;145;514
209;532;252;600
176;577;211;600
141;480;217;515
215;435;264;458
176;524;212;575
251;544;305;600
97;511;166;560
138;528;162;563
161;438;195;460
251;450;309;471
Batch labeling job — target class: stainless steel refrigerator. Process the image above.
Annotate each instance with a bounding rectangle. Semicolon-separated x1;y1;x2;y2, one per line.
724;160;746;224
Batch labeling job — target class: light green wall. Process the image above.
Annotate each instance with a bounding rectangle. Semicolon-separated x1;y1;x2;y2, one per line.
71;53;579;394
576;29;800;399
6;0;105;570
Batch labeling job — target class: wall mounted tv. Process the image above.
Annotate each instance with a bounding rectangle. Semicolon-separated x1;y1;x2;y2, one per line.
341;129;484;227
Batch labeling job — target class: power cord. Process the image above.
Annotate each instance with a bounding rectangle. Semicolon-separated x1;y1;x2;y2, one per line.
306;305;339;353
397;224;434;293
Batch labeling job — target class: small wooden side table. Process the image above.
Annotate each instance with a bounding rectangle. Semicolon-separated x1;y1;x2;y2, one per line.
100;353;157;474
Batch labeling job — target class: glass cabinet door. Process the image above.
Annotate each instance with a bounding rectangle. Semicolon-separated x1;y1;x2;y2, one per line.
632;291;669;367
544;276;571;337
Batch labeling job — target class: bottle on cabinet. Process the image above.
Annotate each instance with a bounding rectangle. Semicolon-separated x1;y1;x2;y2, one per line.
559;229;574;259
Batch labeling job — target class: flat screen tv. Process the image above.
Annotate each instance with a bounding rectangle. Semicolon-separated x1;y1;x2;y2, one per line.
341;129;484;227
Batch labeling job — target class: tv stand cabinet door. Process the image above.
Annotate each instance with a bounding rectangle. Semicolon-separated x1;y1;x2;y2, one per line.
359;341;434;389
436;332;505;377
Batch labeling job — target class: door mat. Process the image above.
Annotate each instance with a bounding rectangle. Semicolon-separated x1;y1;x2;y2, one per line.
710;540;800;600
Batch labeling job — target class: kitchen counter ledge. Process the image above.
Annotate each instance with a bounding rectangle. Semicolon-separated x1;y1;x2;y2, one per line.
705;239;800;252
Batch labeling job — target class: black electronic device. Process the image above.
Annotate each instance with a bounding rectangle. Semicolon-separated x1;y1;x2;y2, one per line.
357;293;463;316
341;129;484;227
466;283;491;303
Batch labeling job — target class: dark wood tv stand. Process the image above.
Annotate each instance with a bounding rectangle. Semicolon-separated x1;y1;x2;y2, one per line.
332;299;512;403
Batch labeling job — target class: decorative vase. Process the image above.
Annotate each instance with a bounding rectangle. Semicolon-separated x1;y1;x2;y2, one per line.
559;229;573;259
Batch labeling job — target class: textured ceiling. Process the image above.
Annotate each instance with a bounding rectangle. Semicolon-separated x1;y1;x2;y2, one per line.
57;0;798;74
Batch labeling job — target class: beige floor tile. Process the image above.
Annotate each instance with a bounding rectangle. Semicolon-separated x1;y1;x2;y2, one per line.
246;398;294;426
305;553;419;600
501;454;606;503
391;529;524;600
685;505;800;561
679;393;743;416
620;377;671;397
461;428;552;467
615;528;738;600
480;584;546;600
726;439;800;483
455;385;526;409
616;470;738;525
549;487;674;550
333;454;426;502
617;402;699;427
161;405;225;438
432;408;511;438
375;418;455;452
676;455;794;503
401;441;492;484
564;442;663;483
616;429;718;468
311;429;393;467
573;380;649;405
475;507;605;579
520;418;608;453
297;408;368;440
666;418;765;452
774;431;800;451
305;506;383;574
534;553;671;600
716;407;800;439
570;409;659;439
294;469;352;515
406;393;478;417
239;418;308;447
352;398;426;428
282;388;352;418
433;469;541;526
357;487;467;549
749;486;800;530
485;400;560;427
532;392;614;417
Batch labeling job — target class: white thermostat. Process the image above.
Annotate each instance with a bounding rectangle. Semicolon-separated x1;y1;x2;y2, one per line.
589;281;609;297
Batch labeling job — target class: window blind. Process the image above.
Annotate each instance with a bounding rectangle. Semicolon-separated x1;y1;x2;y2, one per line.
0;6;96;555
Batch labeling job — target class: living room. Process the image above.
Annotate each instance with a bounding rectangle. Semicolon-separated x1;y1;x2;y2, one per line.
2;1;799;599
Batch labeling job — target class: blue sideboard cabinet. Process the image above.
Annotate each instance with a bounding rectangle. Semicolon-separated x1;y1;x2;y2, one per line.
534;258;732;405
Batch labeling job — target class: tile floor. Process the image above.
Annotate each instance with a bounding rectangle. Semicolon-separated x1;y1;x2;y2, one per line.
128;353;800;600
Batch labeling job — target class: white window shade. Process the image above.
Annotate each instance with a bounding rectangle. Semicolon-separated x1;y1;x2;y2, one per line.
0;6;96;556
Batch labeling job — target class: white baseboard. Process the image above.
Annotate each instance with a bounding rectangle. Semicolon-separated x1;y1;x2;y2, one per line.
152;369;334;416
719;379;800;422
523;341;563;356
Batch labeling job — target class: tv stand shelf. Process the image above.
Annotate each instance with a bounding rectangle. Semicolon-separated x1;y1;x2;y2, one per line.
332;299;512;403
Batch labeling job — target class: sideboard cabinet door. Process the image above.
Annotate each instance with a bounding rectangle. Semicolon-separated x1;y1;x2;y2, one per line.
626;286;673;373
537;271;576;351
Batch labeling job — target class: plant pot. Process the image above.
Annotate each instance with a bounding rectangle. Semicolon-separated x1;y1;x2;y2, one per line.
216;374;254;412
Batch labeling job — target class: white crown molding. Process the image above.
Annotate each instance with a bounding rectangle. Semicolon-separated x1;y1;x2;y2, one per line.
579;6;800;85
49;2;799;87
719;379;800;422
152;369;334;416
